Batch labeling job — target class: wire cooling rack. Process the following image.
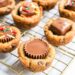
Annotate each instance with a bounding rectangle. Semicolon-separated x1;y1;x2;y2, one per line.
0;0;75;75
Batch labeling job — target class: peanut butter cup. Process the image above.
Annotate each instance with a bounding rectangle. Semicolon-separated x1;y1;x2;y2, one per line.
44;18;75;46
12;1;43;29
24;39;48;59
0;0;15;15
0;24;21;53
18;38;55;72
59;0;75;21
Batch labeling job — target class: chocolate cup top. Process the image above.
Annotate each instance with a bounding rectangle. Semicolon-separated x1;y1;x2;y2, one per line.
50;18;71;35
24;39;49;59
65;0;75;11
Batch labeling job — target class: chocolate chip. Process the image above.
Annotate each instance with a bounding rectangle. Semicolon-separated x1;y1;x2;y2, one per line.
12;44;16;49
48;55;51;57
59;38;65;44
38;61;43;66
46;62;50;67
37;1;40;5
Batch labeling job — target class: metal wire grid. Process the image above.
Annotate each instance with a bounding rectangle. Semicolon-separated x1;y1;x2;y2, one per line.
0;0;75;75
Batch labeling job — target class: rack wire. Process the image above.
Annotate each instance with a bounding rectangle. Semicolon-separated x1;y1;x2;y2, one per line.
0;0;75;75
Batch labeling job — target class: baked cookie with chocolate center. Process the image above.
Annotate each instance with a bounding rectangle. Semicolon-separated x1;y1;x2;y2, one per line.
0;0;15;15
59;0;75;21
18;38;55;72
12;1;43;29
0;0;9;7
32;0;58;10
0;25;21;53
44;18;75;46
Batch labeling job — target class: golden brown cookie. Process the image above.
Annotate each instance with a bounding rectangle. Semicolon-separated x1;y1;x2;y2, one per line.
0;24;21;53
12;1;43;30
59;0;75;21
32;0;58;10
44;18;75;46
18;38;55;72
0;0;15;15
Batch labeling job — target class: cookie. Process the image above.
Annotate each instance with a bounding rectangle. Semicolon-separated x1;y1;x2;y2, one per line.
44;18;75;46
12;1;43;30
0;24;21;53
18;38;55;72
59;0;75;21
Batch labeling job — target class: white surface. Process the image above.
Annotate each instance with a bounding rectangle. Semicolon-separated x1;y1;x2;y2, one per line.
62;58;75;75
0;71;8;75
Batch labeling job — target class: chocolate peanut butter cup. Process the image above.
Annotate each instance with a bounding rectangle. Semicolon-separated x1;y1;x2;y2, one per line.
44;18;75;46
18;38;55;72
12;1;43;29
0;0;15;15
0;26;16;43
50;18;71;35
0;24;21;53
